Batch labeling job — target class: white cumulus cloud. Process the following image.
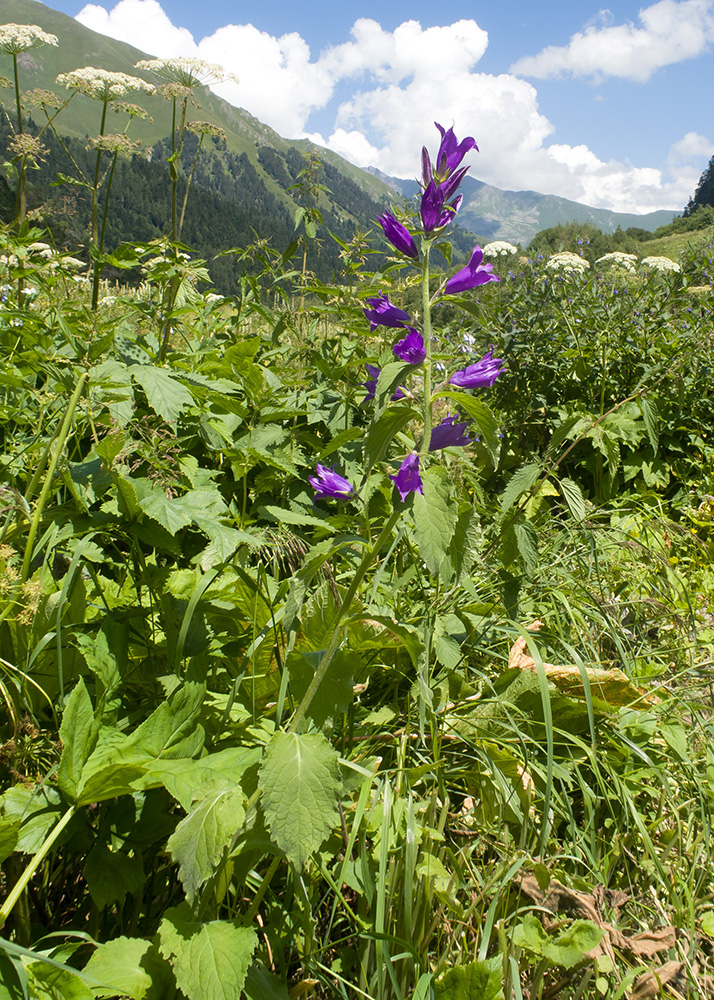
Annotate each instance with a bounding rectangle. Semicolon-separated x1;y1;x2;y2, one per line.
70;0;712;213
511;0;714;81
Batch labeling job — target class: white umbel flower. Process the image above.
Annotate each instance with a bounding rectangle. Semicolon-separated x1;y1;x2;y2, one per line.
0;24;58;54
546;252;590;274
135;57;237;88
596;252;638;272
56;67;155;102
482;241;518;257
641;256;681;273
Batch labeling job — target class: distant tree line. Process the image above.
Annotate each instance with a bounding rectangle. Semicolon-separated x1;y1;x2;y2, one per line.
684;155;714;218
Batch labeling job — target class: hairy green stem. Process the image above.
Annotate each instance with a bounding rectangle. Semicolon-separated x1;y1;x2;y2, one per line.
419;244;433;460
0;804;76;930
287;510;401;734
21;373;88;582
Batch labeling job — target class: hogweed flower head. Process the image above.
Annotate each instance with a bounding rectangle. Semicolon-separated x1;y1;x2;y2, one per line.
393;328;426;365
57;67;155;102
483;241;519;258
641;255;680;273
390;454;423;502
0;24;58;54
444;246;499;295
135;57;237;88
449;348;505;389
309;464;354;501
546;252;590;275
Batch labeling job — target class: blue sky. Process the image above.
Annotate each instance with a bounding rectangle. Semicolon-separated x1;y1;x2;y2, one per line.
39;0;714;213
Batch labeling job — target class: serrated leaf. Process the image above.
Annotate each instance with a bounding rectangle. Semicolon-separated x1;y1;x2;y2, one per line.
260;505;335;532
166;785;245;904
500;464;541;515
131;367;194;426
514;520;538;576
158;906;257;1000
57;679;99;802
0;785;63;854
434;957;504;1000
145;747;261;811
83;936;164;1000
559;477;586;522
363;404;419;474
640;397;659;453
259;731;341;870
412;466;459;575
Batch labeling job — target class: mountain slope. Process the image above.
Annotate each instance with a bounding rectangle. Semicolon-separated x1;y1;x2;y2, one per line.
370;172;676;247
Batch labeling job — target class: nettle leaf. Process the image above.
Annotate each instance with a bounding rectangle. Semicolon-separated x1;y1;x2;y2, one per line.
166;784;245;904
259;731;341;870
434;957;504;1000
500;464;541;515
412;466;459;575
640;397;660;453
82;936;169;1000
57;679;100;802
559;477;586;522
131;366;195;426
158;906;257;1000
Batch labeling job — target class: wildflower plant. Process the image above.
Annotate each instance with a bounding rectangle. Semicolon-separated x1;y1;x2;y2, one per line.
303;122;503;732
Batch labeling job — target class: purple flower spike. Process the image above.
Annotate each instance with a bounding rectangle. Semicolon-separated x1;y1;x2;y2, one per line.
429;414;474;450
393;328;426;365
449;348;505;389
309;463;354;501
390;454;423;502
363;364;405;401
363;293;412;330
434;123;478;177
378;211;418;259
444;246;499;295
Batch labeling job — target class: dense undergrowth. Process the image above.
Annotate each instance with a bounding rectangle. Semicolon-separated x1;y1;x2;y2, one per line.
2;26;714;1000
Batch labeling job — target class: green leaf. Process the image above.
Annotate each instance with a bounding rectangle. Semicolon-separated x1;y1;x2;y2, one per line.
244;964;289;1000
639;397;659;452
82;936;162;1000
559;477;586;522
260;505;335;532
434;957;504;1000
158;906;257;1000
57;679;99;802
363;404;419;475
131;366;194;426
434;392;501;464
145;747;262;811
259;731;341;870
27;963;93;1000
514;520;539;576
374;362;412;414
542;920;604;968
500;464;541;515
412;466;459;575
85;846;143;909
0;785;63;854
0;817;20;864
166;785;245;904
0;951;25;1000
287;649;355;729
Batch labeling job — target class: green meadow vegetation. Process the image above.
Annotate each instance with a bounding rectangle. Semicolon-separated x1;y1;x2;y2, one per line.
2;22;714;1000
